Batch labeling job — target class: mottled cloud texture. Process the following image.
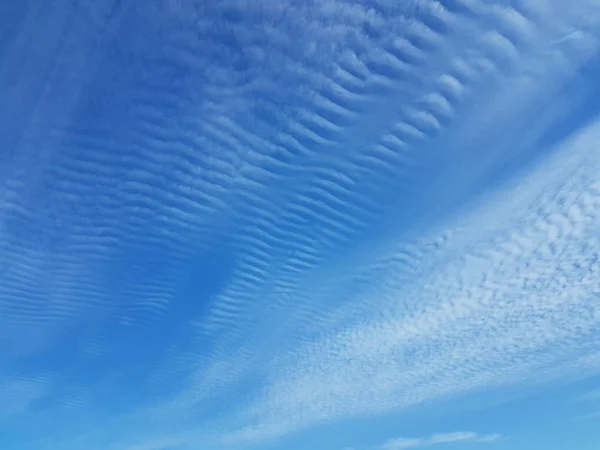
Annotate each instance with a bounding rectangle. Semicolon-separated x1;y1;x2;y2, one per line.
1;1;600;449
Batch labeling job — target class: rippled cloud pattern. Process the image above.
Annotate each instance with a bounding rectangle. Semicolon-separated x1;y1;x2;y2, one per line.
1;1;600;450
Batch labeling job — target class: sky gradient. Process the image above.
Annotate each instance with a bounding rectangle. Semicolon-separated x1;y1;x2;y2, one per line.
1;1;600;450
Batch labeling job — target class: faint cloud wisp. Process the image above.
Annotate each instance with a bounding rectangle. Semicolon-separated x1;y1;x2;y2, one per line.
383;432;502;450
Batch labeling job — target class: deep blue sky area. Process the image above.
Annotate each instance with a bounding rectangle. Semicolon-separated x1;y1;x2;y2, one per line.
1;1;600;450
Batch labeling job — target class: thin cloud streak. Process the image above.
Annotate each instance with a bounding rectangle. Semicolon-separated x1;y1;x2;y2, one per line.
576;389;600;402
383;432;502;449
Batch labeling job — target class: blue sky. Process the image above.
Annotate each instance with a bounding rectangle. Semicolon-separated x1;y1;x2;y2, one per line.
1;0;600;449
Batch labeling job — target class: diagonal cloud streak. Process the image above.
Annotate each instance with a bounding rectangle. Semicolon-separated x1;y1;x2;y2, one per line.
383;432;502;449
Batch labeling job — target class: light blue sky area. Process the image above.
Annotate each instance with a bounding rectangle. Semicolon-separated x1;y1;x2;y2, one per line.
1;1;600;450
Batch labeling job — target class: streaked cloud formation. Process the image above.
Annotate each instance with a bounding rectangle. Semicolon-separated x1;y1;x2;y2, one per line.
577;389;600;402
216;117;600;445
1;1;600;450
383;432;501;449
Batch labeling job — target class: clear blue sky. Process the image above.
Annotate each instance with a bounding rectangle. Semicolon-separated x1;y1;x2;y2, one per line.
1;1;600;450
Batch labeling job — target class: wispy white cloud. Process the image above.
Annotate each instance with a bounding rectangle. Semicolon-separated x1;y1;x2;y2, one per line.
212;115;600;445
575;411;600;421
0;377;49;420
572;387;600;420
2;0;600;449
576;388;600;402
383;432;502;450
